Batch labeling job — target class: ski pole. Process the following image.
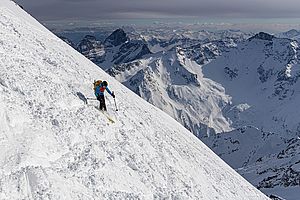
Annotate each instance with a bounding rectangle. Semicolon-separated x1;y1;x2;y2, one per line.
114;98;118;111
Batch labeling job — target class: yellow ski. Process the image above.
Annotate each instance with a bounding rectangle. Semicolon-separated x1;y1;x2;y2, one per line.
94;106;115;123
101;111;115;123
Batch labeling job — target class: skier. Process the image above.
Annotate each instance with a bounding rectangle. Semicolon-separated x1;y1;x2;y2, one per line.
93;80;115;111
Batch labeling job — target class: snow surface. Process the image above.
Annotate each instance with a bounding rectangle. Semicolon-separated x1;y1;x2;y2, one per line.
0;1;269;199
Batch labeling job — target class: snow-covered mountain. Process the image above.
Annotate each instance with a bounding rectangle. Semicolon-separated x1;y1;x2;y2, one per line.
76;29;152;70
277;29;300;41
201;32;300;199
57;27;251;60
107;30;300;139
0;1;269;199
143;29;251;53
183;39;234;65
107;47;232;137
203;32;300;134
77;35;105;64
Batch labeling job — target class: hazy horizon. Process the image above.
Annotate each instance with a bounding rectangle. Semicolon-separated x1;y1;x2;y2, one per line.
42;17;300;33
13;0;300;33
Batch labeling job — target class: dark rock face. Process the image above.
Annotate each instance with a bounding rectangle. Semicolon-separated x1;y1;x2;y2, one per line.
76;35;104;64
70;29;152;69
106;61;143;77
257;65;274;83
77;35;100;53
269;194;286;200
104;28;129;46
183;40;229;66
249;32;275;41
224;67;238;80
112;40;152;65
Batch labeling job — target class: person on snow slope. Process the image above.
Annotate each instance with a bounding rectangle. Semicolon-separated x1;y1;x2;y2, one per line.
93;80;115;111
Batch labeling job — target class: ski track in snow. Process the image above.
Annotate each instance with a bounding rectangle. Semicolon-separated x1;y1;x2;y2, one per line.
0;1;269;199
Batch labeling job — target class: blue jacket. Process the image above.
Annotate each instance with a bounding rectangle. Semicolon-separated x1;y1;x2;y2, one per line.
95;82;113;97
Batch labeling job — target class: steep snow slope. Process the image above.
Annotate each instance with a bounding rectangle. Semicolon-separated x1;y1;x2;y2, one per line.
0;1;268;199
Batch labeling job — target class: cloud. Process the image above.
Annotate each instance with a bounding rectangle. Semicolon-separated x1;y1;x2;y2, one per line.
14;0;300;21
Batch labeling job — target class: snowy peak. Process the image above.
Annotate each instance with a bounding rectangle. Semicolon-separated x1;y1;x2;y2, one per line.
166;47;199;85
75;29;151;69
283;29;300;38
104;28;129;46
278;29;300;39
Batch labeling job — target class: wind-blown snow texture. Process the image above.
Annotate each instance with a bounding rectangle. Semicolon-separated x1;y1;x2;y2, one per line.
0;1;269;199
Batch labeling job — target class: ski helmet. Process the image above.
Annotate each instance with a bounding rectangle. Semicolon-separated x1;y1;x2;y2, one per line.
102;81;108;87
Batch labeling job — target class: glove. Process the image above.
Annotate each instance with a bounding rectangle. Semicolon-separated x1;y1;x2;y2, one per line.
112;92;115;98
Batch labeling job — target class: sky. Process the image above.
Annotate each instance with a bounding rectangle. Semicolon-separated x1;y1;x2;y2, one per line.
14;0;300;31
14;0;300;20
